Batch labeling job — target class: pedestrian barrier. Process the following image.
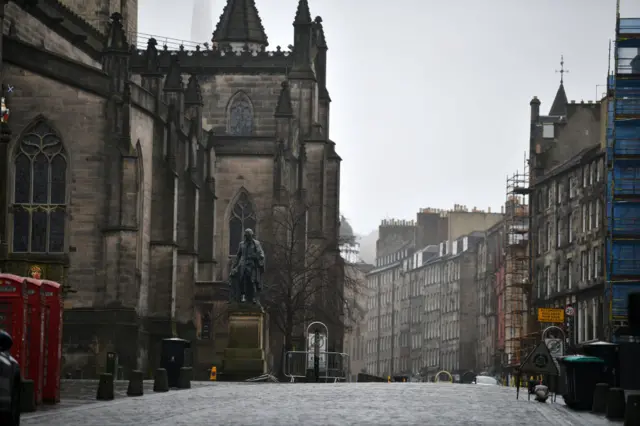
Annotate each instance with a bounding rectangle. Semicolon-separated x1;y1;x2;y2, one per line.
606;387;626;420
434;370;453;383
591;382;609;413
284;350;350;383
625;394;640;425
96;373;114;401
178;367;192;389
20;379;36;413
127;370;144;396
153;368;169;392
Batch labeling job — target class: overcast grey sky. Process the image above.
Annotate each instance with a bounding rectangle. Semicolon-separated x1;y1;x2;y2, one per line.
138;0;640;235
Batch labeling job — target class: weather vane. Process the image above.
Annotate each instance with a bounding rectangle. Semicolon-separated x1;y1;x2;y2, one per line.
556;55;569;84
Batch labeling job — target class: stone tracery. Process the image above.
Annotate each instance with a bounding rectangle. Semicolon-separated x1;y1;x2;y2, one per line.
228;93;254;136
12;118;67;253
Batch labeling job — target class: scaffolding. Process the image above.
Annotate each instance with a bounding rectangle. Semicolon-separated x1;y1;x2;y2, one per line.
606;6;640;339
503;158;532;366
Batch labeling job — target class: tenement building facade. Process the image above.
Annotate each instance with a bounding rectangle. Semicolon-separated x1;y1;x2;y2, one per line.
529;80;605;348
364;207;502;379
474;220;504;374
0;0;342;377
341;216;375;379
364;225;412;377
418;233;483;380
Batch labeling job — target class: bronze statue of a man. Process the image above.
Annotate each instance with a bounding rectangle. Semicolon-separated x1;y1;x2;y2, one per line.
229;228;265;304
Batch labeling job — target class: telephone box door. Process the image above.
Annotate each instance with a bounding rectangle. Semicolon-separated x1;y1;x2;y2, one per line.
25;277;45;404
41;280;62;404
0;273;27;376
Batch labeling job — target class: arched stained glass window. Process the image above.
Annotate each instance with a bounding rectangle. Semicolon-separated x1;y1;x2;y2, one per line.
12;120;67;253
228;192;256;254
228;94;253;136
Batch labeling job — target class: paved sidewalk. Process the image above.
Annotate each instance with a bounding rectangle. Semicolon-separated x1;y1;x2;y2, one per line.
22;382;622;425
36;379;215;411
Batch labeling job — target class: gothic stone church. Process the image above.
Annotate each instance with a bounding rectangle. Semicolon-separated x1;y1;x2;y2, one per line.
0;0;342;377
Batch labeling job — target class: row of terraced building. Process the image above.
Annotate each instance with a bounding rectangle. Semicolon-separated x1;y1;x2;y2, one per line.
343;74;616;381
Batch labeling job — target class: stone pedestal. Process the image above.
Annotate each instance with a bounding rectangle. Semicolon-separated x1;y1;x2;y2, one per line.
221;303;266;381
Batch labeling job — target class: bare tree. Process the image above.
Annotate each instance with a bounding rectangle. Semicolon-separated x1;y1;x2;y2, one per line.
258;200;363;357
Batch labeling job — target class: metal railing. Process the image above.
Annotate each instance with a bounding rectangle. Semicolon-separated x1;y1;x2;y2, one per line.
131;31;205;51
284;351;350;383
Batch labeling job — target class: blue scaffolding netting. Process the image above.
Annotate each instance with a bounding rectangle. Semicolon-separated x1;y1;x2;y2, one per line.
606;16;640;337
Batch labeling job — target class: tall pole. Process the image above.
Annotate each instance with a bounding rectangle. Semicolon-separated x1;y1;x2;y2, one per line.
314;329;320;382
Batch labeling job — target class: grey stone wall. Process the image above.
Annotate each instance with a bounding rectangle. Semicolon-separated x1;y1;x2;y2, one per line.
2;64;107;304
199;74;286;134
4;3;101;68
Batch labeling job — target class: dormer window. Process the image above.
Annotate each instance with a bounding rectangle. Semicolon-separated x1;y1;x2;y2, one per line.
543;123;554;139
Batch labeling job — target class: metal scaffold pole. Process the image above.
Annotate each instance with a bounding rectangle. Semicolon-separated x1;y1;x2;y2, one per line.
605;4;640;341
504;156;532;370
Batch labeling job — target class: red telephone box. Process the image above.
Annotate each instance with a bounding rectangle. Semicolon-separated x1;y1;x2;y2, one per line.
0;273;27;376
41;279;62;404
25;277;45;405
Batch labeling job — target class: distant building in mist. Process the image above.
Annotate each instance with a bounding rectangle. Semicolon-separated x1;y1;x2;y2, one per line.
191;0;213;42
340;216;360;263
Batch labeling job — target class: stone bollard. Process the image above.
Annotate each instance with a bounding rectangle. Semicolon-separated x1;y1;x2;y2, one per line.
20;379;36;413
625;394;640;426
592;382;610;414
153;368;169;392
606;387;626;420
178;367;192;389
96;373;115;401
127;370;144;397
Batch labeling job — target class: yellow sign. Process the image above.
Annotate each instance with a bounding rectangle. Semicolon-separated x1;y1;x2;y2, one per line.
537;308;565;323
210;366;217;381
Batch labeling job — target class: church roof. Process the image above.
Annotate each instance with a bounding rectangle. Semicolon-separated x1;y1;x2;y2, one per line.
340;215;354;238
212;0;268;46
549;83;568;117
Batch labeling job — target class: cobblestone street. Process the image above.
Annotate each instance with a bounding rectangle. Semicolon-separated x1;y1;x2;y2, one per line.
22;382;620;425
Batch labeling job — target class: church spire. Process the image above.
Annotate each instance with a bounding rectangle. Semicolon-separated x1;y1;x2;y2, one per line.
549;55;569;116
289;0;315;80
294;0;312;25
212;0;268;49
190;0;213;43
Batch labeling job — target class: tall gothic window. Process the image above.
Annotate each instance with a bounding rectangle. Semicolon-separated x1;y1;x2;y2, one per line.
228;94;253;136
12;120;67;253
228;192;256;254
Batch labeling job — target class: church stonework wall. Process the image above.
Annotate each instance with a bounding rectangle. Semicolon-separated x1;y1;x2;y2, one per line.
58;0;138;37
2;64;107;305
130;106;155;316
4;3;101;68
0;0;343;379
214;156;274;279
199;74;286;133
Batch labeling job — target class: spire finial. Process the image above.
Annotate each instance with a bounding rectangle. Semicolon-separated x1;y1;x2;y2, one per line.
556;55;569;84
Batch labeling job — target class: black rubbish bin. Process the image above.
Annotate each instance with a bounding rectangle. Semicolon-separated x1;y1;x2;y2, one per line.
559;355;606;410
581;341;619;387
160;338;192;388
